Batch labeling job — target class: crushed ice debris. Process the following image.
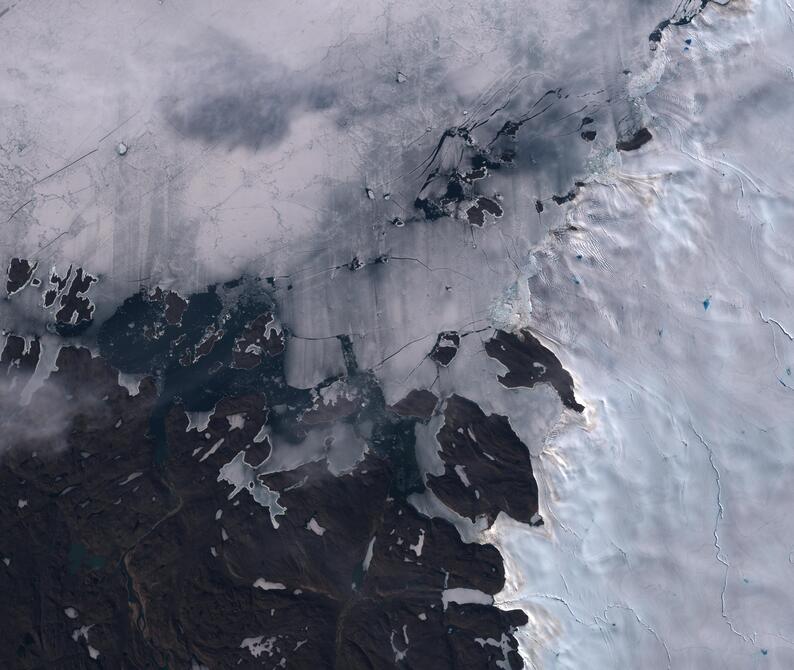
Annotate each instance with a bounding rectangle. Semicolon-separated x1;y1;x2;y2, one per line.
489;274;534;332
253;578;286;591
313;379;356;410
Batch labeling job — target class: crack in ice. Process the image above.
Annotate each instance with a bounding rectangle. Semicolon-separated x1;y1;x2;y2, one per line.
598;604;672;670
501;593;591;628
689;422;754;644
759;311;794;341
